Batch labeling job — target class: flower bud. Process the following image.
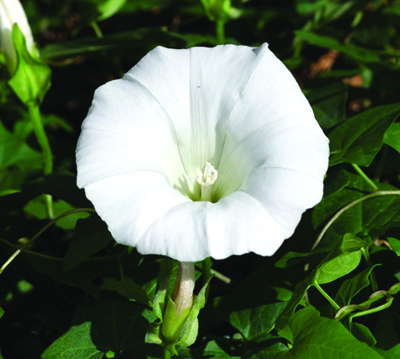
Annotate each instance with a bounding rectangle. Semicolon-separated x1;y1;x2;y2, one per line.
0;0;34;74
162;262;195;344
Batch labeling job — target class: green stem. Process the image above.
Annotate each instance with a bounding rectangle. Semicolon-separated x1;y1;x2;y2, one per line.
351;163;379;192
216;20;225;44
90;21;103;39
28;102;54;218
361;248;378;291
0;208;95;275
314;282;340;311
311;190;400;251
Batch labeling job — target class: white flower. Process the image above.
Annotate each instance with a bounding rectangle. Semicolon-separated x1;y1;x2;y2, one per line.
76;44;329;262
0;0;34;74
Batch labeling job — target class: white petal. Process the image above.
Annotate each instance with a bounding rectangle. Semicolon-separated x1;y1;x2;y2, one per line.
76;75;186;191
83;172;190;247
136;191;284;261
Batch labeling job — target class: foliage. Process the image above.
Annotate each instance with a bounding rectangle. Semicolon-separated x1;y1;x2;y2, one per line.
1;0;400;358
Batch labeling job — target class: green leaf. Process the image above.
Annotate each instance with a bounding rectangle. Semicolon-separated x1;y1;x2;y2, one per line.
352;323;376;348
42;322;104;359
43;300;149;358
40;29;185;59
295;30;399;63
63;215;113;272
8;24;51;104
376;343;400;359
230;302;287;341
275;250;326;269
0;307;4;319
305;81;347;130
313;234;366;285
276;306;384;359
97;0;126;20
384;123;400;154
74;299;149;354
335;265;381;307
24;198;89;230
387;238;400;256
100;277;151;306
0;120;42;170
329;103;400;167
275;280;310;330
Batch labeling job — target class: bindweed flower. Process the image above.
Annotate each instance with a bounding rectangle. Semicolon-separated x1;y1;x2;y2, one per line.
0;0;34;74
76;44;329;262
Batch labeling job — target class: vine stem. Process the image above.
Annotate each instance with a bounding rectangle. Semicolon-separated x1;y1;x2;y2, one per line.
311;191;400;251
0;208;95;275
351;163;379;192
27;102;54;219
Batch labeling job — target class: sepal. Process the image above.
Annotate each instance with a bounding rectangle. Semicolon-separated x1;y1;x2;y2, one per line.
8;24;51;105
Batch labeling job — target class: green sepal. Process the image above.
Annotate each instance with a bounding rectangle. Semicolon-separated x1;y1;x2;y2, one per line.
162;297;192;344
8;24;51;105
153;258;173;320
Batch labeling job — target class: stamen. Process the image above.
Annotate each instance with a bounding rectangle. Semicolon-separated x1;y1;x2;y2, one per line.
196;162;218;201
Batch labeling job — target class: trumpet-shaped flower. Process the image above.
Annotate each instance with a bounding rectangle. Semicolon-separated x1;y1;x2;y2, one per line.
0;0;34;74
76;44;329;262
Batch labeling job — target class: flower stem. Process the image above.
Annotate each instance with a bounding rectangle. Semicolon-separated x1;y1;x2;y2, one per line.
0;208;95;275
216;20;226;44
311;190;400;251
314;282;340;311
351;163;379;192
27;102;54;218
173;262;195;315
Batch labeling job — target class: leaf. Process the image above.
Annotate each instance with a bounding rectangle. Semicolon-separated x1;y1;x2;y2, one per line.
295;30;399;63
376;343;400;359
41;322;104;359
329;103;400;167
352;323;376;348
312;174;400;250
276;306;384;359
63;215;113;272
275;280;309;330
335;265;381;307
100;277;150;306
0;120;42;170
0;307;3;319
305;81;347;130
384;123;400;154
387;238;400;256
24;198;89;230
72;299;149;354
247;342;289;359
275;250;327;269
43;300;149;358
230;302;287;342
40;29;185;59
97;0;126;20
313;234;366;285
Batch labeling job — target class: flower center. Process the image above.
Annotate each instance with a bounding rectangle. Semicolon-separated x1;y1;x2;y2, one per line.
195;162;218;201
